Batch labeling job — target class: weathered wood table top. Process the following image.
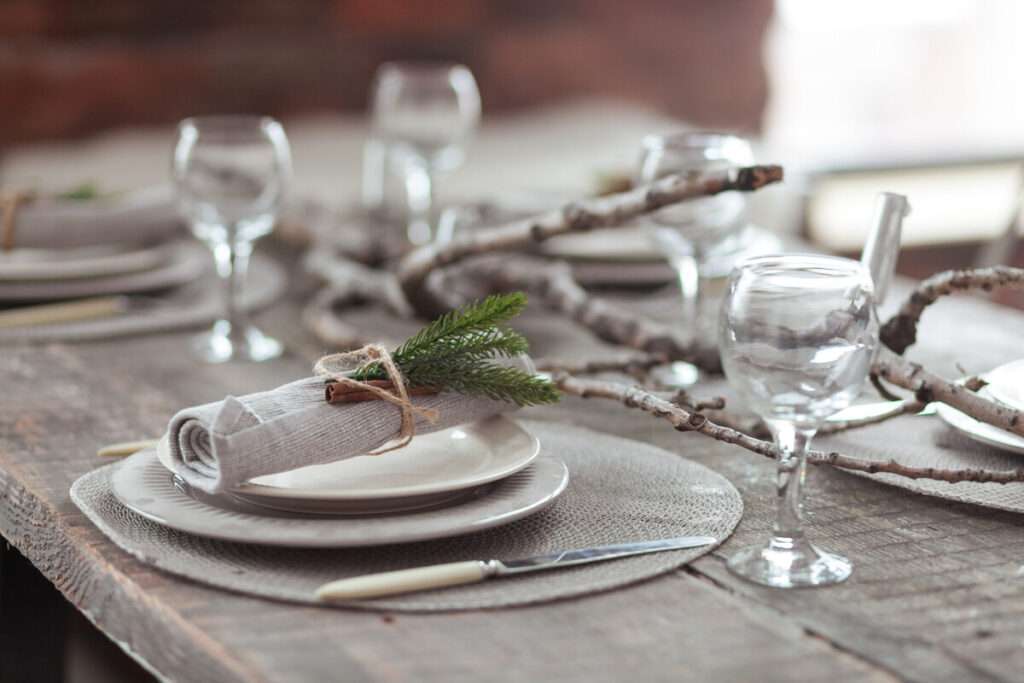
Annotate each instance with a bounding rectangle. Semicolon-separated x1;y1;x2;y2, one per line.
3;260;1024;683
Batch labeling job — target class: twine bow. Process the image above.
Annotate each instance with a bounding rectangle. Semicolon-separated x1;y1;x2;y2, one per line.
314;344;439;455
0;190;36;252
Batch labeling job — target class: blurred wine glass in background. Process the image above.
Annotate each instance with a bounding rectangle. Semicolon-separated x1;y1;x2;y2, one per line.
636;131;755;386
370;62;481;245
172;115;292;363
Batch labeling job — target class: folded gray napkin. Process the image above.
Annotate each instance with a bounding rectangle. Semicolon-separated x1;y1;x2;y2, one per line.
15;187;182;249
166;376;515;494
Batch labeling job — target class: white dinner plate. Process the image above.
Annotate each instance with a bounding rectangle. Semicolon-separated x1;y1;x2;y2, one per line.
155;416;541;514
544;224;784;285
935;387;1024;455
983;358;1024;411
0;244;170;282
112;447;569;547
0;241;206;302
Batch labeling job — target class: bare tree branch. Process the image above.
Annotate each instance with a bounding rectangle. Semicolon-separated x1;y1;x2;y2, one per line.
462;256;722;370
397;165;784;316
553;373;1024;484
873;347;1024;437
881;266;1024;354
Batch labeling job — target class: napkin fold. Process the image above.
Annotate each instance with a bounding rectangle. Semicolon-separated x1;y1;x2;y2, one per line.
166;376;515;494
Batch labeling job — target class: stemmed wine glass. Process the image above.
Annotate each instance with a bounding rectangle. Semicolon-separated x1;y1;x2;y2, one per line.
172;115;292;363
719;254;879;587
370;61;481;245
637;132;754;386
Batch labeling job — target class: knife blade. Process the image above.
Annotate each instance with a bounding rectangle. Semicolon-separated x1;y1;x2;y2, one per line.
316;535;717;601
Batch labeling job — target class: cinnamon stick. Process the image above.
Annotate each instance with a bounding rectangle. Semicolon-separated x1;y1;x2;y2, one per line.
325;380;439;404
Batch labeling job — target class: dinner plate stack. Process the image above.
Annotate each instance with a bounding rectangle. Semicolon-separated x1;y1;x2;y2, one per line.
0;187;209;325
110;416;570;548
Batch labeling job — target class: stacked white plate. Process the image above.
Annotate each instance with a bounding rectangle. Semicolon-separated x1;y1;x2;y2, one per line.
936;359;1024;454
542;223;784;287
0;241;205;303
0;187;200;303
110;416;570;548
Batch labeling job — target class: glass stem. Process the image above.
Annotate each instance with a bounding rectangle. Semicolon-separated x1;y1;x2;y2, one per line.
673;252;701;344
765;419;817;543
404;160;436;245
212;228;252;341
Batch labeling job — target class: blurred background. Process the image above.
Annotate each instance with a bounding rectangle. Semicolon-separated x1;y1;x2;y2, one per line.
2;0;1023;292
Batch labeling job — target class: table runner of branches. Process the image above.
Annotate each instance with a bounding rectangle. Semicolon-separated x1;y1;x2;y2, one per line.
303;165;1024;484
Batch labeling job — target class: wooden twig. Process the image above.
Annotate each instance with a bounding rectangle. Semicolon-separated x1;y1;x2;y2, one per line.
873;347;1024;437
553;373;1024;484
397;165;784;316
881;266;1024;354
463;256;722;371
304;249;411;317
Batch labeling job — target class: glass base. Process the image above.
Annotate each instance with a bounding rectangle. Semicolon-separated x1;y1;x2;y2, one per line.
651;361;701;388
191;321;283;364
727;536;851;588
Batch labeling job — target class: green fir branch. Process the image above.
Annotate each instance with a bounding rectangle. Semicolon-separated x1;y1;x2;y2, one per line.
351;292;559;407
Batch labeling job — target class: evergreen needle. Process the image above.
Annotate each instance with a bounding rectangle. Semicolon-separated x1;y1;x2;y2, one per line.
352;292;559;406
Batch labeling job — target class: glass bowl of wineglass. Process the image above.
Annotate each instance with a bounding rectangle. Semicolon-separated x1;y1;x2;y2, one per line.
370;62;481;246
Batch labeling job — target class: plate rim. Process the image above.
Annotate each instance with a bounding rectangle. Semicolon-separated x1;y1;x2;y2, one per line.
156;415;542;502
0;240;204;302
111;449;570;547
935;398;1024;455
0;244;170;282
541;222;774;265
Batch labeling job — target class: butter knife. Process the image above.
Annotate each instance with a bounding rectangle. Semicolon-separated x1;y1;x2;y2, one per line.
316;535;717;601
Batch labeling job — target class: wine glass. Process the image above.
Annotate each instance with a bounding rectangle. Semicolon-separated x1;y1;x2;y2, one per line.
370;61;481;245
719;254;879;588
172;115;292;363
637;132;754;386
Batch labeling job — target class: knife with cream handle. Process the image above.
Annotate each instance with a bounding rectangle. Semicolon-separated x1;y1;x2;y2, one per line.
316;535;717;601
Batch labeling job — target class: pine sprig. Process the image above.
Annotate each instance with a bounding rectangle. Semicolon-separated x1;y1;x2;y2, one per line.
394;292;526;363
351;292;559;407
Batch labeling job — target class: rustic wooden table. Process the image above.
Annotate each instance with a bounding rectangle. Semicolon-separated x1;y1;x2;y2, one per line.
2;257;1024;683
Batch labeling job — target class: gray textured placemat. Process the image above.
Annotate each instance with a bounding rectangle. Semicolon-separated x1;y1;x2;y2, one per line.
0;250;286;343
817;414;1024;512
71;421;742;612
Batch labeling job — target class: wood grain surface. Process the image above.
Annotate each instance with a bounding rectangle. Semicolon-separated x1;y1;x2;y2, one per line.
2;257;1024;682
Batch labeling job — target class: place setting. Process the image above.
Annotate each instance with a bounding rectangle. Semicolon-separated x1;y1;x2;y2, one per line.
73;291;742;610
0;120;290;347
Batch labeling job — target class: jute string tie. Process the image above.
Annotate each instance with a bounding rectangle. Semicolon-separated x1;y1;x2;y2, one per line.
314;344;439;455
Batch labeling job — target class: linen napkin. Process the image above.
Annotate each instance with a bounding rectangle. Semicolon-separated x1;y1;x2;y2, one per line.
166;376;515;494
13;187;182;249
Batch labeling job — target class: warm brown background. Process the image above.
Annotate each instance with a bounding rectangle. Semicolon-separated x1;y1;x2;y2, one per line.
0;0;773;147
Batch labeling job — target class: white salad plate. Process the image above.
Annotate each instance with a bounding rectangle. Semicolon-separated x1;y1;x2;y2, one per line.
155;416;542;514
111;447;569;547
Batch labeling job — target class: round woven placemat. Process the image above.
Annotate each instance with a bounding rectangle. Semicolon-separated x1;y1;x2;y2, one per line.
816;414;1024;512
71;421;742;612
